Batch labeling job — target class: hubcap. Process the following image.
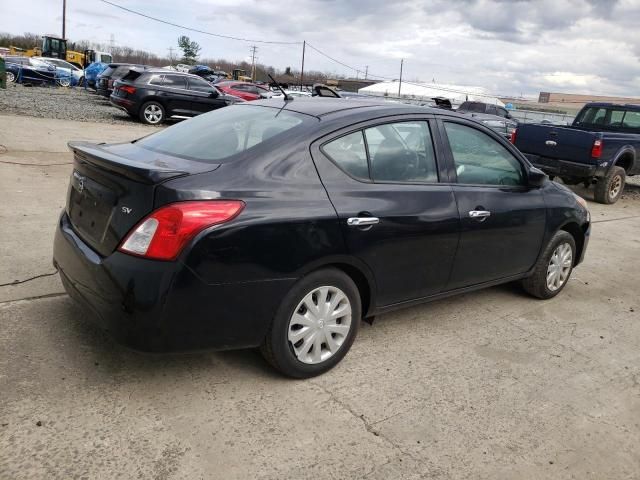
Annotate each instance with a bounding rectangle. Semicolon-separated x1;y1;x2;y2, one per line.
610;175;622;199
144;105;162;123
546;242;573;292
288;286;352;364
7;72;15;83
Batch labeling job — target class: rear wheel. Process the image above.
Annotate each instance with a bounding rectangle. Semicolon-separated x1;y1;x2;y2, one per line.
6;71;16;83
260;268;361;378
139;101;165;125
521;230;576;299
594;166;625;204
57;77;71;88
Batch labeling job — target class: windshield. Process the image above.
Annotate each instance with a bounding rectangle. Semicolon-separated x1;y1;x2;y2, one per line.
137;105;309;163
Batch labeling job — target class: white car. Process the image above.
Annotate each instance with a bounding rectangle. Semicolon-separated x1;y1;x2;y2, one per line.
33;57;84;86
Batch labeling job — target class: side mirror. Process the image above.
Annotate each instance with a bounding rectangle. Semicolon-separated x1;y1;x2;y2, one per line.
209;89;219;98
506;113;512;119
528;166;547;187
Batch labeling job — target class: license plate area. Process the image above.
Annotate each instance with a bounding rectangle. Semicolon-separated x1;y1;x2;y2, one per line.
68;171;117;244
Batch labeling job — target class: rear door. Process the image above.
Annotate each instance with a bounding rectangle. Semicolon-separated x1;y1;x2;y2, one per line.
158;74;193;116
438;119;546;289
312;116;460;307
188;77;226;114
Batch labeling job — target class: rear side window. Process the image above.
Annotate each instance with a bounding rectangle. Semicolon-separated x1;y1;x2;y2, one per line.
137;105;306;163
163;75;187;89
444;122;524;186
148;74;164;85
322;132;369;180
623;111;640;129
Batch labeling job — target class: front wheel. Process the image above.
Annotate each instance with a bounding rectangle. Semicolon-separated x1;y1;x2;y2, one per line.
521;230;576;299
594;166;625;204
260;268;361;378
6;71;16;83
139;101;165;125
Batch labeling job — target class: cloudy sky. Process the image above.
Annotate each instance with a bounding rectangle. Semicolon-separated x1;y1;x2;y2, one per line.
4;0;640;97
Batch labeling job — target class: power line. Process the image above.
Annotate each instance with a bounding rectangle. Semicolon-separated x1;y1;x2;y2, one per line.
98;0;302;45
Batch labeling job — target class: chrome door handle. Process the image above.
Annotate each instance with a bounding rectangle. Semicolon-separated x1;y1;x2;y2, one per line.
347;217;380;226
469;210;491;219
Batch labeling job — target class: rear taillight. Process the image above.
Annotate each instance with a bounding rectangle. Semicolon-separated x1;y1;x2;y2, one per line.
118;200;245;261
120;85;136;95
509;128;517;144
591;139;603;158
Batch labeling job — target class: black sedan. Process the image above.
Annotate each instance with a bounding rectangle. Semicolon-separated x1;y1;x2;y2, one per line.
109;69;241;124
53;99;591;378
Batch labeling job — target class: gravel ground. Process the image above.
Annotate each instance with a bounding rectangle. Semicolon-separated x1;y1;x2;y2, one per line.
0;82;140;125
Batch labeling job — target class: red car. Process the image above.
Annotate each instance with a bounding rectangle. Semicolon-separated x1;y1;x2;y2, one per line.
215;81;272;101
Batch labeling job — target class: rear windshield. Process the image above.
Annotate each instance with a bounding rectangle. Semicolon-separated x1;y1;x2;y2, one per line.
121;70;142;82
137;105;308;162
100;66;117;77
574;106;640;131
458;102;485;113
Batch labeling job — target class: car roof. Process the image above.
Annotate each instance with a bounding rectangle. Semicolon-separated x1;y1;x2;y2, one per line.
585;102;640;110
246;98;459;120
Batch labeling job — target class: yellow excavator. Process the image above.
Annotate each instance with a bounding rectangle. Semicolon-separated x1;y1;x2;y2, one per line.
9;35;112;68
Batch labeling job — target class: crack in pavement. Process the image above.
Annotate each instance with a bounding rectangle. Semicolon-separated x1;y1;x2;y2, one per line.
0;292;67;306
591;214;640;224
0;270;59;288
0;159;72;166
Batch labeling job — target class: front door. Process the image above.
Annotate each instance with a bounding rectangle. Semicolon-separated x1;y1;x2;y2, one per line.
187;77;226;114
439;120;547;289
159;74;193;116
312;118;460;307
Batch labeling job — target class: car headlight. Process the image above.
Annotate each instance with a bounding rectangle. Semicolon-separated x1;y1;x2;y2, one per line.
572;192;590;221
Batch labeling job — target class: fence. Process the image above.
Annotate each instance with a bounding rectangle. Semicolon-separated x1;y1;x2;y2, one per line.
509;109;575;125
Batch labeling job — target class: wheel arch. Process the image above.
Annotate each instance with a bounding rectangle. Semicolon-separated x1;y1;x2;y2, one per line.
613;147;635;172
559;221;585;265
297;257;377;318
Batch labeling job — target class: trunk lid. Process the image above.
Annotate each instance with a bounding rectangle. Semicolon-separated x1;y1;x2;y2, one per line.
514;124;600;165
66;141;219;257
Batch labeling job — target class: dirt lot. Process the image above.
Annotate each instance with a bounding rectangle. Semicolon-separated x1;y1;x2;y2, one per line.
1;113;640;479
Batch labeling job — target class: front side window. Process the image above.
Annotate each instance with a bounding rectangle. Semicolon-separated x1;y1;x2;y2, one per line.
444;122;524;186
322;131;369;180
622;111;640;129
188;77;214;92
365;122;438;183
163;75;188;89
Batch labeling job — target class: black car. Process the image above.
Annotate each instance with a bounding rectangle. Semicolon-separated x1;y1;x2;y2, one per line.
53;99;591;378
110;69;241;124
96;63;147;97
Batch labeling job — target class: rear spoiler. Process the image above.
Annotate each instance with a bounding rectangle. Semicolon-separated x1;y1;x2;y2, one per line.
68;141;188;184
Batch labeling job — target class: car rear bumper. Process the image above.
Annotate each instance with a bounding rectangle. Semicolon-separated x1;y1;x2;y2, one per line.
109;95;135;113
524;154;602;178
53;212;293;352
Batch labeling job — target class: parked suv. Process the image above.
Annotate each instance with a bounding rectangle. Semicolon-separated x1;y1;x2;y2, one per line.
457;101;518;139
97;63;147;97
110;70;242;124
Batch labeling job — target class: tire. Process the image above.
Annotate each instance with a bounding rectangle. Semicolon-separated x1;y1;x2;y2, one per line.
521;230;576;299
260;268;361;378
79;76;85;87
6;71;16;83
594;166;625;204
57;78;71;88
139;101;165;125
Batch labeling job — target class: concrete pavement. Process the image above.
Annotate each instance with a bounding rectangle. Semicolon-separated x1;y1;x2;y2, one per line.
1;114;639;479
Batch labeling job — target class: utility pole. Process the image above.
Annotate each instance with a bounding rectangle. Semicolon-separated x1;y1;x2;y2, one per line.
398;58;403;97
300;40;306;90
62;0;66;38
249;45;258;82
167;47;176;67
109;33;115;53
365;65;368;80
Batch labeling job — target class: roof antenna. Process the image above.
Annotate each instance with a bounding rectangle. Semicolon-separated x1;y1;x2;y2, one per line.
268;74;292;101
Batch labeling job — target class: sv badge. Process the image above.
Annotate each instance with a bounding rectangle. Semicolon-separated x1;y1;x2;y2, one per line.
121;206;133;214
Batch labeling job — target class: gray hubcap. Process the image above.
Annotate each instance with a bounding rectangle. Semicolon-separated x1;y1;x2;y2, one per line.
144;104;163;124
7;72;15;83
546;242;572;291
58;78;70;87
610;175;622;199
288;286;352;364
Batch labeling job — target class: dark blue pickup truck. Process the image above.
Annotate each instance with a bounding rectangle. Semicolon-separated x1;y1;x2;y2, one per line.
513;102;640;204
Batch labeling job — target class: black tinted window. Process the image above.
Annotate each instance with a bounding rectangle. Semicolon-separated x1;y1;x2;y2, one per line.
138;105;305;163
188;77;213;92
322;131;369;180
163;75;187;89
366;122;438;183
444;122;524;186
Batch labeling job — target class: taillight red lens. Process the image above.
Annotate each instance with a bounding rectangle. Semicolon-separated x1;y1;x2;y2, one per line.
591;139;603;158
120;85;136;95
509;128;517;144
118;200;245;261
